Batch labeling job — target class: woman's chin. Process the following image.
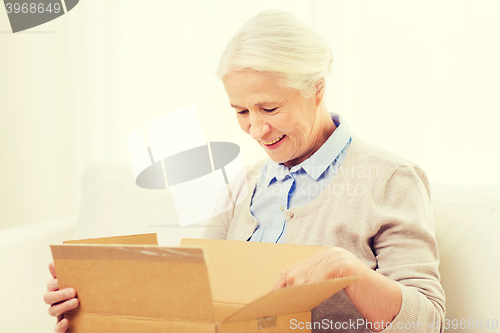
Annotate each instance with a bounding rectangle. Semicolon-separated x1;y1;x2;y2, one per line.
257;136;293;165
264;152;289;165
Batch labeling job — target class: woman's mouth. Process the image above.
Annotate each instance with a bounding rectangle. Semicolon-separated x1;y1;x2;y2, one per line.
262;135;285;146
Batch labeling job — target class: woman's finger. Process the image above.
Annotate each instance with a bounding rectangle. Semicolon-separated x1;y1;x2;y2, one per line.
273;271;287;290
273;279;285;290
54;318;69;333
48;298;79;317
46;278;59;292
49;262;57;279
44;288;76;305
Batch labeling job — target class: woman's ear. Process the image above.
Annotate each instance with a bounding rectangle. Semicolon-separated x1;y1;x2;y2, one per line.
315;79;326;105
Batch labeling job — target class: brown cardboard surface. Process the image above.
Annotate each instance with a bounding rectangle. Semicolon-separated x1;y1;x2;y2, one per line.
52;234;359;333
65;311;216;333
214;303;245;322
223;277;359;323
180;238;332;305
63;233;157;245
51;245;214;323
218;312;310;333
52;244;203;262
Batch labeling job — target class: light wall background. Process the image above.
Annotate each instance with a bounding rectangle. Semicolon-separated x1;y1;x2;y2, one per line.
1;0;499;230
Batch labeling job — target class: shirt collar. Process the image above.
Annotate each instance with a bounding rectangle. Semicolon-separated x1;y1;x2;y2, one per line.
263;113;351;186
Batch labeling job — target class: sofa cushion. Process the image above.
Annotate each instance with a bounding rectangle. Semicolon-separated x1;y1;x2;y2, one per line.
431;183;500;327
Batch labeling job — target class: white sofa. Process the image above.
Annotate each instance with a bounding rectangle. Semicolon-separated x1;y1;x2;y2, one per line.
1;163;498;333
431;183;500;332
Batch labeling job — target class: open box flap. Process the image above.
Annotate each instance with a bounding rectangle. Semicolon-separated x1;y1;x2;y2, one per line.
63;233;158;245
222;277;359;323
51;244;214;323
180;238;330;305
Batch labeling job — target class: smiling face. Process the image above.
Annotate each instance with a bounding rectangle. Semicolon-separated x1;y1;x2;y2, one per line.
223;70;334;168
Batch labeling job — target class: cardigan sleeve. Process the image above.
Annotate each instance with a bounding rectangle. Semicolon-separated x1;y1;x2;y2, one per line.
372;166;445;333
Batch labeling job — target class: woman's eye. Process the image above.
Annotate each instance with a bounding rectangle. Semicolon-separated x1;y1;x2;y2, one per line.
263;108;277;113
237;110;249;115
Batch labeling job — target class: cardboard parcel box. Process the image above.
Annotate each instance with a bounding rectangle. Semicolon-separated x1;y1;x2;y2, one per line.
51;233;358;333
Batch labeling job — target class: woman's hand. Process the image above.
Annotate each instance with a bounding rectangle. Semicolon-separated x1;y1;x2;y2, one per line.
43;262;79;333
273;247;402;332
273;246;368;289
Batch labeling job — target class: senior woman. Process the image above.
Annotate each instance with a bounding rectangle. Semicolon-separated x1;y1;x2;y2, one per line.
44;9;445;333
204;9;445;333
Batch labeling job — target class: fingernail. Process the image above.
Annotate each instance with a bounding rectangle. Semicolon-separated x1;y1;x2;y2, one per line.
70;299;78;307
61;320;67;328
66;289;73;298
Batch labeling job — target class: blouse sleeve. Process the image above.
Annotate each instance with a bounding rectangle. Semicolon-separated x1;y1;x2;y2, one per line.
373;166;445;333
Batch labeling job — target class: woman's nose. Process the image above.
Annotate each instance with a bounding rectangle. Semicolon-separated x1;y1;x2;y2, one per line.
249;113;270;140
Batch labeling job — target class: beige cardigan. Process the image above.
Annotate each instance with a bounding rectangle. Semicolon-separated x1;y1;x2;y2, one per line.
202;136;445;333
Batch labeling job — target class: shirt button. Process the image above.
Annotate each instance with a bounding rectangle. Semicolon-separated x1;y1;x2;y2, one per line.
280;206;284;212
287;212;294;219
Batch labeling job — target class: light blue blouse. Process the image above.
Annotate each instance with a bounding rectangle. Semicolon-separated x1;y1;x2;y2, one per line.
248;113;352;243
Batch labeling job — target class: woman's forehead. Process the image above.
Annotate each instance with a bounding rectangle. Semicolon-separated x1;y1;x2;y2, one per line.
224;70;280;87
224;71;294;106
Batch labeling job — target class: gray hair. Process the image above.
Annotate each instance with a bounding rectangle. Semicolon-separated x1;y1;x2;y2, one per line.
217;9;333;97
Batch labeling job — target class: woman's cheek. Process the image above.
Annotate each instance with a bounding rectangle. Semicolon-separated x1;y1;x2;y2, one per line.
237;117;250;134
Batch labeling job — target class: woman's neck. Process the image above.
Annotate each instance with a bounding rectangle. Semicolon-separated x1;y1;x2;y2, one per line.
283;105;337;168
